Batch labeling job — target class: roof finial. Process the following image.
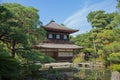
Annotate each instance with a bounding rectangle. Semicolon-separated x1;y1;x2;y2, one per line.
50;19;55;22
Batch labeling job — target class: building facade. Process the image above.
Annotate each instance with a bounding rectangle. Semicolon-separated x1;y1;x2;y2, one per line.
34;20;82;62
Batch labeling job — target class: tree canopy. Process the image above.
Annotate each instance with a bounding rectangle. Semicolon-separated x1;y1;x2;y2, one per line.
72;0;120;71
87;10;120;29
0;3;46;57
0;3;54;79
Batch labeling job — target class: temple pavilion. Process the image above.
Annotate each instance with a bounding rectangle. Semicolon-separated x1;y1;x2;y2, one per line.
34;20;82;62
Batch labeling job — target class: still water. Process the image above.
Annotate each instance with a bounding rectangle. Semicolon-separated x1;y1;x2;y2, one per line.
73;69;111;80
37;68;111;80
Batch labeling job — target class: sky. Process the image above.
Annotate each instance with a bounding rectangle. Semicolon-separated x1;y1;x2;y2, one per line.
0;0;118;36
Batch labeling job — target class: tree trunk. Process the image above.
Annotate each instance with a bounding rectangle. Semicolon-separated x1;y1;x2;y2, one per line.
10;40;16;58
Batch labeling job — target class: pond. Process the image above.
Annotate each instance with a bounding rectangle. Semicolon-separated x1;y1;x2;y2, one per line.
37;68;111;80
73;69;111;80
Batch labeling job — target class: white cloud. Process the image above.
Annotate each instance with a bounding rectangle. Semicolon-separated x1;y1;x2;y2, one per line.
63;0;117;36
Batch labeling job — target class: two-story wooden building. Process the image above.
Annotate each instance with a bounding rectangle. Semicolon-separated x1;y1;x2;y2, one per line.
34;20;82;62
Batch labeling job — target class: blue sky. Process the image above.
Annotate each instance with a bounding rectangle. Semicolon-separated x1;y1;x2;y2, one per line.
0;0;117;35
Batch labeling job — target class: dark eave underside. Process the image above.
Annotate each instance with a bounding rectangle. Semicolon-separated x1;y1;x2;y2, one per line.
44;27;78;33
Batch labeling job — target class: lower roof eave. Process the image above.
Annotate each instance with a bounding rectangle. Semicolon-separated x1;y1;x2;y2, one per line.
33;43;83;50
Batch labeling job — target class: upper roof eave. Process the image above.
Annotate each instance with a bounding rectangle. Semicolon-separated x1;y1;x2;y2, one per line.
43;20;79;33
43;27;79;33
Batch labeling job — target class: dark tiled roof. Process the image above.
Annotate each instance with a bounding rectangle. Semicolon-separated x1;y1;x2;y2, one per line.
43;20;78;33
34;43;83;49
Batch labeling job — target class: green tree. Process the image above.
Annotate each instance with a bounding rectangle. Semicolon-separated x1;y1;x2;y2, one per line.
71;32;96;61
71;32;93;48
107;52;120;72
0;43;21;79
0;3;53;79
87;10;107;28
87;10;120;53
87;10;120;29
117;0;120;10
0;3;46;57
72;0;120;71
107;52;120;63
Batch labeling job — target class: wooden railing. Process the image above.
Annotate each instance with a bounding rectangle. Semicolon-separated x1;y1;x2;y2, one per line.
43;39;74;44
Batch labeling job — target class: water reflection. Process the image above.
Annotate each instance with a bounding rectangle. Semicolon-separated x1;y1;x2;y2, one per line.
37;68;111;80
73;69;111;80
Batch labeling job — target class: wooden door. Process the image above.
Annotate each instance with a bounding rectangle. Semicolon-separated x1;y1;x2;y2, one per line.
53;51;58;59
